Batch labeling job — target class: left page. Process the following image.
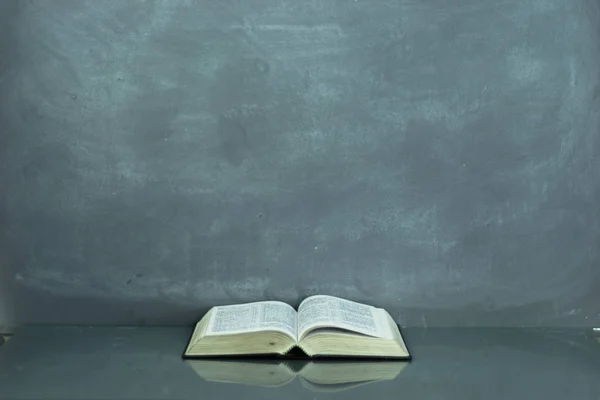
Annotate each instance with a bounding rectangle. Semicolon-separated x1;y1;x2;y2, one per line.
205;301;298;340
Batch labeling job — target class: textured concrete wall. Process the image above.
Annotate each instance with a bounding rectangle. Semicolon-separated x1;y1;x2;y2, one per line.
0;297;11;331
1;0;600;326
0;254;13;329
0;0;15;330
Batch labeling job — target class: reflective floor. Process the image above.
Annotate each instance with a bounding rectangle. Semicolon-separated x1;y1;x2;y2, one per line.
1;326;600;399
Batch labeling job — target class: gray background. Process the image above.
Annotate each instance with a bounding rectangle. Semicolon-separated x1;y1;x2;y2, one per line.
1;0;599;327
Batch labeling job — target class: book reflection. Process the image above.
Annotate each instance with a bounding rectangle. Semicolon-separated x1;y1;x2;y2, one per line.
187;359;408;392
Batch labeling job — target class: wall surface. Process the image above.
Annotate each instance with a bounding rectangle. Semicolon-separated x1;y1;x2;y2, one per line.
1;0;600;326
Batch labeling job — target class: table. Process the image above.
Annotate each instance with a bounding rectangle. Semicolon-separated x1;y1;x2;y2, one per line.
1;326;599;399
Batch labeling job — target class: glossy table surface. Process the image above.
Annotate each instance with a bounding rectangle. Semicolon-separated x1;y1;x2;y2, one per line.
1;326;600;399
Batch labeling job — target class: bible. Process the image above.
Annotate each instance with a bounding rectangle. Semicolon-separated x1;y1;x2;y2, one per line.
183;295;410;359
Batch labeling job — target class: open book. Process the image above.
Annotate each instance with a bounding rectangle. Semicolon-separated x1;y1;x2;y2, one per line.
183;295;410;359
187;359;408;391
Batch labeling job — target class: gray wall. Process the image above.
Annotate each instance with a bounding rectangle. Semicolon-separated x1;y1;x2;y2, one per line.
1;0;600;327
0;0;14;330
0;295;11;331
0;243;12;329
0;256;12;329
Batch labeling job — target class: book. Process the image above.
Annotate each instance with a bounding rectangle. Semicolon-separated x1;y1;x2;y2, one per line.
183;295;410;359
187;359;408;391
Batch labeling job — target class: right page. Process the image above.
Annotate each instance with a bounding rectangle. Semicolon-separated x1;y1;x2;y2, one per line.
297;295;394;341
